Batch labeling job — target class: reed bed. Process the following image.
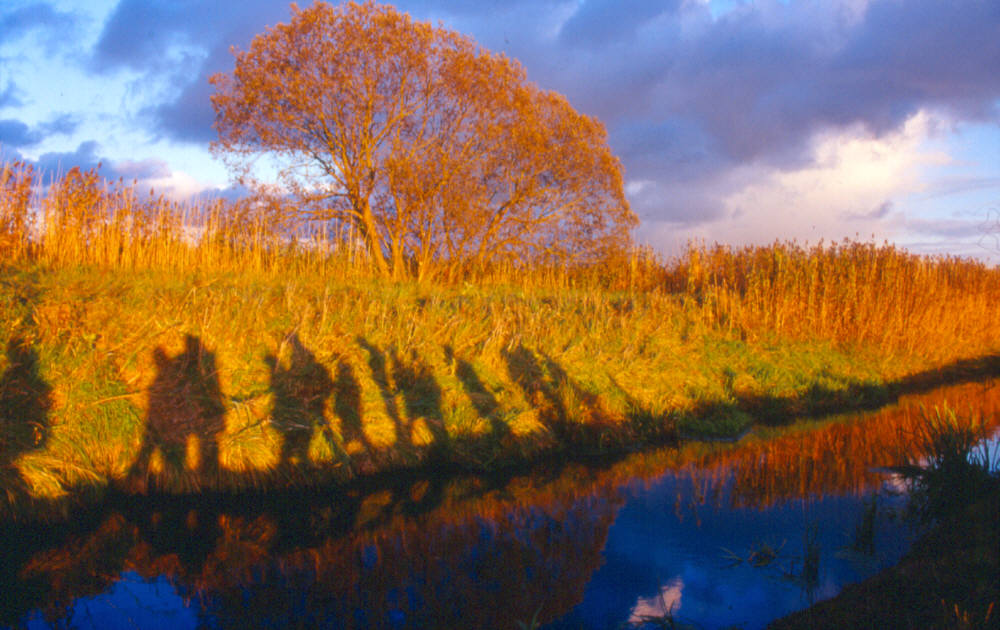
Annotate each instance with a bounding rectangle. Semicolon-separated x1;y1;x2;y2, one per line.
680;239;1000;360
5;162;999;355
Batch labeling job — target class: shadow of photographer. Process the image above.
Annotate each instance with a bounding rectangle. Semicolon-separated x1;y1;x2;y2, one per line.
266;332;336;470
129;335;225;492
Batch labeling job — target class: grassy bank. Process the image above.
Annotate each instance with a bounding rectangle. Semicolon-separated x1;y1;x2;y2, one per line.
2;164;1000;506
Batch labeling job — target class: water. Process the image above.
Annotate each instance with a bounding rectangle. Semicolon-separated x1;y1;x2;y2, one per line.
3;380;997;630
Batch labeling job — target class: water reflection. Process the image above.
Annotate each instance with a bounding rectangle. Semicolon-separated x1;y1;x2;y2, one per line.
2;380;997;630
687;379;1000;509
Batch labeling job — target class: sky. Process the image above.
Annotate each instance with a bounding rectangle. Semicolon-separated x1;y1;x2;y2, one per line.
2;0;999;261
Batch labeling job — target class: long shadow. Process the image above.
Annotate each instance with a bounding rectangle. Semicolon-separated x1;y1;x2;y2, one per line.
266;333;335;470
129;335;225;492
502;344;566;424
444;345;508;441
540;353;605;416
391;347;448;448
725;354;1000;430
356;336;404;444
0;335;51;494
334;358;371;454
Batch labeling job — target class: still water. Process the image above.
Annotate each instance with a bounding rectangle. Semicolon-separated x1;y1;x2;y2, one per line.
3;380;998;630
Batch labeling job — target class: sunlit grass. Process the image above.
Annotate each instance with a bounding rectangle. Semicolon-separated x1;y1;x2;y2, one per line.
2;163;1000;502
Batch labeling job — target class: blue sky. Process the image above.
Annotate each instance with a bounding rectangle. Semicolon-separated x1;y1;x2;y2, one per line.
2;0;998;261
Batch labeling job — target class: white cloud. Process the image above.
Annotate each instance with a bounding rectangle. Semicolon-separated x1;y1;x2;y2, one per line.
657;110;952;249
145;169;212;200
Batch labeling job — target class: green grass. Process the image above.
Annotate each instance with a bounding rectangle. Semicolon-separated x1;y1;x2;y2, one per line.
0;261;997;507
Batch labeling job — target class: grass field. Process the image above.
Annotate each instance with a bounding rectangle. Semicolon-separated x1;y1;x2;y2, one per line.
3;162;1000;505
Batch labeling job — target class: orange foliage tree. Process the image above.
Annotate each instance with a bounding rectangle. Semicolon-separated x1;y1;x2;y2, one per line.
211;0;635;280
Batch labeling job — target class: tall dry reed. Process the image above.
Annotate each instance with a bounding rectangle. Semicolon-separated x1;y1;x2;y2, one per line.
679;240;1000;360
3;162;999;363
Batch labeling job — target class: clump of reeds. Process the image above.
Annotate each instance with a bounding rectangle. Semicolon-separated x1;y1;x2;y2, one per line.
0;161;34;260
679;240;1000;362
899;405;999;522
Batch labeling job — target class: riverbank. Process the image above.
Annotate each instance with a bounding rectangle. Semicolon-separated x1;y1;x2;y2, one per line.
770;460;999;629
3;249;1000;509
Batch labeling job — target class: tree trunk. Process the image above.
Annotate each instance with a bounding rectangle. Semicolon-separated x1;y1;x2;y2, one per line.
357;197;389;277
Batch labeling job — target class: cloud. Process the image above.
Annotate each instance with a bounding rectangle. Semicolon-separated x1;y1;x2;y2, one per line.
0;114;76;149
515;0;1000;235
0;2;78;53
108;158;171;182
90;0;290;143
844;200;894;222
0;2;76;43
629;578;683;624
646;110;952;251
22;140;213;202
31;140;165;182
33;140;104;177
0;82;22;109
39;114;79;136
0;119;41;147
148;65;219;143
558;0;682;47
91;0;212;73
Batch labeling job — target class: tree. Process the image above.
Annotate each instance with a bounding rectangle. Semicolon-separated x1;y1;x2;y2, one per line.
211;0;635;280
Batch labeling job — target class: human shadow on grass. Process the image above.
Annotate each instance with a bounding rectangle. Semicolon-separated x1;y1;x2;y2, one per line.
0;335;52;505
356;337;447;458
266;333;336;472
129;335;225;493
504;347;642;450
502;344;567;430
333;357;373;457
443;345;508;443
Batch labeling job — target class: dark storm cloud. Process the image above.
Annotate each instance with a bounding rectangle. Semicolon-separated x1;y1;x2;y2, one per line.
592;0;1000;167
833;0;1000;122
150;76;218;143
92;0;216;72
91;0;289;142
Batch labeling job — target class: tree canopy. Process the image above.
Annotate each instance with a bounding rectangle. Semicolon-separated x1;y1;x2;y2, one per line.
211;0;635;279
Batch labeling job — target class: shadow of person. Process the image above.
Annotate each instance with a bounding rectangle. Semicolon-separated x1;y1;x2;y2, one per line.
334;359;369;451
356;336;405;441
266;333;334;470
391;348;447;448
0;335;52;500
444;345;507;439
130;335;225;492
502;344;566;427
